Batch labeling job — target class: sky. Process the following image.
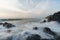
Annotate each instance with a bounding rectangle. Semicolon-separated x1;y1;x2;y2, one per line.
0;0;60;18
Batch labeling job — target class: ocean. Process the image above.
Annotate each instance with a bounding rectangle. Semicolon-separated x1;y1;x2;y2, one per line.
0;19;60;40
0;19;41;39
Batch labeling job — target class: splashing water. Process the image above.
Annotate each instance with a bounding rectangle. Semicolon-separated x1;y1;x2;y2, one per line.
0;19;60;40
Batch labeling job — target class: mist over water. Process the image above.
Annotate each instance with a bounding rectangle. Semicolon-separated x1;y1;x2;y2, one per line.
0;19;41;40
0;18;60;40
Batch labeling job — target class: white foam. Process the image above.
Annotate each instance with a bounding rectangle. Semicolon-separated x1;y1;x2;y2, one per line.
0;21;60;40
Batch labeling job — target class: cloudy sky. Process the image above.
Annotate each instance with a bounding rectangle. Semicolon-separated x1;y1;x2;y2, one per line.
0;0;60;18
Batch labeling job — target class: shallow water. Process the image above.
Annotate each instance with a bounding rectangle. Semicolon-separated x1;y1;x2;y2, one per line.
0;19;41;39
0;19;60;40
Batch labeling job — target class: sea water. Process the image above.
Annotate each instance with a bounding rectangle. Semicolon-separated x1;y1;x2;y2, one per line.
0;19;41;40
0;19;60;40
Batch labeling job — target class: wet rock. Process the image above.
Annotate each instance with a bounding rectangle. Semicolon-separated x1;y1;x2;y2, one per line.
46;15;53;22
0;23;3;25
7;30;11;33
5;36;13;40
46;11;60;22
3;22;15;28
55;36;60;40
53;11;60;22
26;34;41;40
42;20;46;23
43;27;56;36
33;27;38;30
41;39;54;40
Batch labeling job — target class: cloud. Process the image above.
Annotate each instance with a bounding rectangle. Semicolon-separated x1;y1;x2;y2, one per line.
0;0;30;13
0;0;50;18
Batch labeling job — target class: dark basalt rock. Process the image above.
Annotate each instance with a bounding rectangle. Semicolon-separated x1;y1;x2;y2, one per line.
26;34;55;40
42;20;46;23
53;11;60;22
3;22;15;28
33;27;38;30
0;23;3;25
55;36;60;40
26;34;41;40
41;39;54;40
46;11;60;22
5;36;13;40
46;15;53;22
7;30;11;33
43;27;56;36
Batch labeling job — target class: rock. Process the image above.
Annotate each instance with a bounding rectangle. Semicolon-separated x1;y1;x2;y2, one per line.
46;15;53;22
7;30;11;33
41;39;54;40
53;11;60;22
42;20;46;23
33;27;38;30
0;23;3;25
43;27;56;36
5;36;12;40
26;34;41;40
3;22;15;28
45;11;60;22
55;36;60;40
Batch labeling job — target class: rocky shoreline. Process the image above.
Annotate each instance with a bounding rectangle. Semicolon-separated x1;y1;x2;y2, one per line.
0;22;15;29
0;11;60;40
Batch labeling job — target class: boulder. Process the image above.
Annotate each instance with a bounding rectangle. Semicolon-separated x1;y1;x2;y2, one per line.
55;36;60;40
43;27;56;36
3;22;15;28
53;11;60;22
33;27;38;30
45;11;60;22
6;30;11;33
0;23;3;25
26;34;41;40
41;39;54;40
46;15;53;22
